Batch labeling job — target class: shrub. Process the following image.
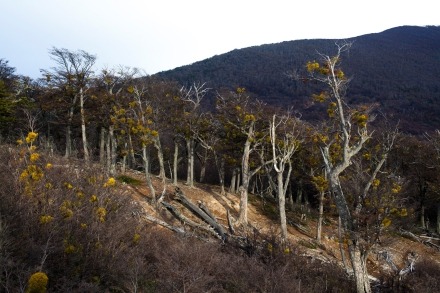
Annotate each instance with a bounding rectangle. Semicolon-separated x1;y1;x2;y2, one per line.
26;272;48;293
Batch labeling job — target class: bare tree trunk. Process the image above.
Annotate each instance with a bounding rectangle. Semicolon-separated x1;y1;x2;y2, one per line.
173;140;179;186
349;244;372;293
237;137;252;225
65;105;75;159
219;158;225;195
277;171;287;241
79;88;89;162
106;128;111;174
109;125;117;175
338;216;348;271
190;140;195;185
153;135;166;179
142;146;155;200
99;127;106;165
288;184;294;210
199;147;208;183
128;132;135;169
121;143;127;173
229;168;237;194
235;171;241;194
421;203;426;229
316;190;325;243
214;152;225;195
186;138;194;187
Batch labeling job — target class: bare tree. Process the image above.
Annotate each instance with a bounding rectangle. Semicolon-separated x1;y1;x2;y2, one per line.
179;82;210;187
216;88;270;226
304;42;398;293
269;112;300;241
42;48;96;162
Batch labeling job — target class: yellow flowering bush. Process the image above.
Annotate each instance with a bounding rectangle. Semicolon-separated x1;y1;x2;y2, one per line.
63;182;73;189
26;271;48;293
96;207;107;222
40;215;54;224
133;233;141;244
103;177;116;187
25;132;38;144
381;217;392;228
64;244;76;254
60;201;74;219
30;153;40;162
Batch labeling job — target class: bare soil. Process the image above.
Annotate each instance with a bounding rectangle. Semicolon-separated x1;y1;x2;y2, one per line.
120;170;440;279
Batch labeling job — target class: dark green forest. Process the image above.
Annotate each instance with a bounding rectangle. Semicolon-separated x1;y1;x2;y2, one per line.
1;26;440;293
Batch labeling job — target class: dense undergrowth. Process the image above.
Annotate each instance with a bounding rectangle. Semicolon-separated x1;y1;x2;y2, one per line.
0;143;439;292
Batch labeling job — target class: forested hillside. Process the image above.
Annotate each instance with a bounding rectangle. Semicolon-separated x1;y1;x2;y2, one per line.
1;27;440;293
157;25;440;133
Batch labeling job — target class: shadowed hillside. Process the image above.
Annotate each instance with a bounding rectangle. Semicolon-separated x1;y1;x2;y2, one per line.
157;25;440;133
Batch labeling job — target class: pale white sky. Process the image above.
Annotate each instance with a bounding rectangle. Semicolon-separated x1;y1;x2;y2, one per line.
1;0;438;78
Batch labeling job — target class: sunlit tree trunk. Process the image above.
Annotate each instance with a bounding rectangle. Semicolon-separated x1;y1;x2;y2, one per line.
237;130;253;225
270;114;298;242
349;245;371;293
235;171;241;194
79;88;89;162
128;132;136;169
108;125;117;175
316;190;325;243
229;168;237;194
142;145;155;200
277;171;287;241
173;140;179;186
153;135;166;180
186;138;194;187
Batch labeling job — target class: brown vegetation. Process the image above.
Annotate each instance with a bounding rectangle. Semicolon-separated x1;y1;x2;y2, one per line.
1;144;439;292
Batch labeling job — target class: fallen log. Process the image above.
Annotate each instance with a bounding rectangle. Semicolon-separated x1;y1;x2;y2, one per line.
198;201;217;222
161;201;222;240
174;187;227;240
398;228;421;242
143;213;185;235
422;240;440;250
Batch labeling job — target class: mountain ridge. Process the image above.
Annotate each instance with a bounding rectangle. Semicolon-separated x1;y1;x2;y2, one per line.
157;25;440;133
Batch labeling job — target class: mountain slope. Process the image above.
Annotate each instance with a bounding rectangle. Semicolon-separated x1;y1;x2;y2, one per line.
157;25;440;133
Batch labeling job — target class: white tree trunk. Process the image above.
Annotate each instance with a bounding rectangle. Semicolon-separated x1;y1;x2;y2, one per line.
64;104;75;159
199;147;208;183
277;171;287;241
349;245;372;293
128;132;135;169
186;138;194;187
316;190;325;243
142;146;156;200
153;135;166;180
235;171;241;194
79;88;89;162
173;140;179;186
109;125;117;175
229;168;237;194
237;137;252;225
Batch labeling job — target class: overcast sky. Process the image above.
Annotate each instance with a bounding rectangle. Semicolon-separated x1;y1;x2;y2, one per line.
1;0;438;78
